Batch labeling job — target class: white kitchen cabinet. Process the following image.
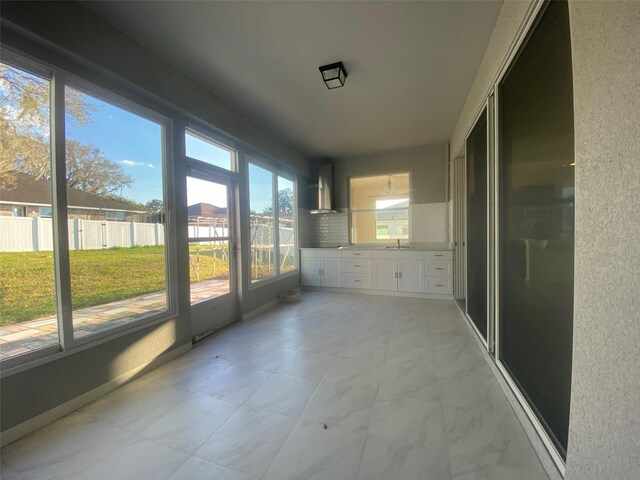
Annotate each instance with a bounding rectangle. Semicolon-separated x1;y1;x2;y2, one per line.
373;259;397;291
322;258;343;287
398;260;425;293
426;260;452;277
343;273;372;289
426;277;453;295
373;258;424;293
301;254;343;288
301;248;452;299
424;251;453;295
301;257;322;286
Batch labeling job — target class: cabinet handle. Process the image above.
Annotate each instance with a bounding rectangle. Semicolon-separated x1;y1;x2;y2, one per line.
435;254;443;257
435;267;444;270
354;280;361;283
435;284;444;287
354;264;361;267
353;253;361;256
399;272;403;279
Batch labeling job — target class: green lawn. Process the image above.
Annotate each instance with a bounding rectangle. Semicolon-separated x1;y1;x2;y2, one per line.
0;245;229;326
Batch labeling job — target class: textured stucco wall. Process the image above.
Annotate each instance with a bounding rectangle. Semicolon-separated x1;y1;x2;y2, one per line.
565;2;640;479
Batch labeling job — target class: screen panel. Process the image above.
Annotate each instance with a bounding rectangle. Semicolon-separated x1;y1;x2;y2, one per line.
498;0;575;455
466;109;488;339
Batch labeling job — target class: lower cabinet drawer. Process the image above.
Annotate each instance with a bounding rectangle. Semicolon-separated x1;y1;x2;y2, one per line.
426;260;452;277
425;277;453;295
343;259;372;274
425;251;453;261
343;273;372;289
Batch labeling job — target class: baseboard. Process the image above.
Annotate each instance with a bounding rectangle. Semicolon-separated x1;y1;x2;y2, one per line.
242;298;279;321
302;286;453;301
1;342;191;447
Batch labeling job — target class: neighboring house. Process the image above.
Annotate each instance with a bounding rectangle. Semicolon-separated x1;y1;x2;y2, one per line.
187;202;227;219
187;202;229;238
0;173;145;222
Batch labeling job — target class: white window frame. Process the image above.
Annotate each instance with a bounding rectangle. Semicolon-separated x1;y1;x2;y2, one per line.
247;157;298;288
0;48;178;372
185;125;238;174
349;172;411;245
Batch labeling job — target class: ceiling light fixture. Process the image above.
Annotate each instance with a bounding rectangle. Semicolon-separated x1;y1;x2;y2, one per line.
319;62;348;89
385;175;396;195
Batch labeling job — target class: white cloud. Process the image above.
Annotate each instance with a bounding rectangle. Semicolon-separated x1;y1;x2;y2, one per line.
147;163;156;169
120;159;144;167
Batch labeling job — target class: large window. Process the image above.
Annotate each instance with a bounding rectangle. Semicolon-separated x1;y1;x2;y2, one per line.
249;161;297;283
0;61;59;361
65;85;168;340
0;53;173;364
278;176;296;273
350;173;410;244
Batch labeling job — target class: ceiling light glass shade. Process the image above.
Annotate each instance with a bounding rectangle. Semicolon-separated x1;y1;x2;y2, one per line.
319;62;348;89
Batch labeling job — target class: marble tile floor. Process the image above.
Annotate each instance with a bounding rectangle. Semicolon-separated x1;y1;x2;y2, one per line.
1;291;549;480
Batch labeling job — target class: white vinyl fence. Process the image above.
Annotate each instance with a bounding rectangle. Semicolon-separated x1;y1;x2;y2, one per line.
0;216;165;252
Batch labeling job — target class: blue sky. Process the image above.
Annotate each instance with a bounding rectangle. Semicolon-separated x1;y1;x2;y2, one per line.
65;87;163;204
65;87;284;213
249;163;274;213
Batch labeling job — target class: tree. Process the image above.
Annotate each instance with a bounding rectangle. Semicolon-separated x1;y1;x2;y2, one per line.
0;63;131;196
278;188;294;216
261;188;294;216
145;199;164;215
64;140;132;195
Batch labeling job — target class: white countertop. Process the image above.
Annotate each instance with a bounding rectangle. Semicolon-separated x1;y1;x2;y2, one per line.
301;243;452;251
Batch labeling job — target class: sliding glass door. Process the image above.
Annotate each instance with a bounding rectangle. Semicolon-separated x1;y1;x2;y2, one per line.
497;0;574;456
466;110;488;340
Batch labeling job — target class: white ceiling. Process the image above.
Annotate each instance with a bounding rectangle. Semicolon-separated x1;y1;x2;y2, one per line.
85;1;502;159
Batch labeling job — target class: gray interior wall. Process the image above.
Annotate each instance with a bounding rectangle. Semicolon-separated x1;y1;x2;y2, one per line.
332;143;447;209
0;0;309;433
565;2;640;479
1;320;187;431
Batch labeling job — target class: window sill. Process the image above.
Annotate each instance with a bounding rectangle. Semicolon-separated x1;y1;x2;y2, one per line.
248;269;299;291
0;311;181;379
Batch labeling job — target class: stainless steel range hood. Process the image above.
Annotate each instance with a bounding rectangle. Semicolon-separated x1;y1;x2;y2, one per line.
309;163;339;214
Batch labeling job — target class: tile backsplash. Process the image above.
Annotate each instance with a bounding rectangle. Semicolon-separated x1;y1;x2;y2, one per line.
299;209;348;247
300;203;448;247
